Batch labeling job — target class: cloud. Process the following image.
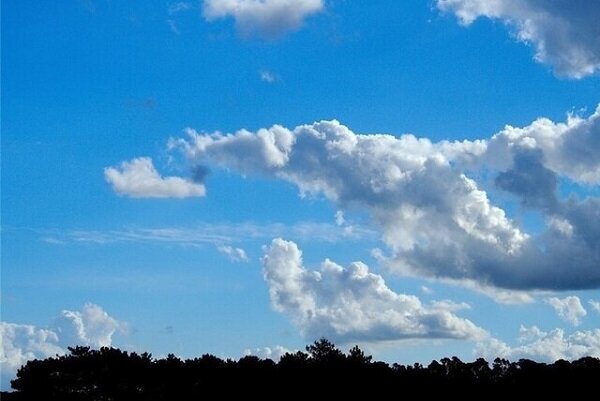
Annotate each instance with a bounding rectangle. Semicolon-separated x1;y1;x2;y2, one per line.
168;19;181;34
168;2;192;15
165;107;600;292
1;304;124;390
545;296;587;326
261;238;487;343
202;0;324;39
105;157;206;198
29;219;376;248
259;70;279;83
420;286;433;295
475;325;600;362
590;300;600;313
486;106;600;185
0;323;63;378
243;345;293;360
436;0;600;78
217;245;249;262
55;303;127;348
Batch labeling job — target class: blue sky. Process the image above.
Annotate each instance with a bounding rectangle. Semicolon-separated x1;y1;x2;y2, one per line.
2;0;600;389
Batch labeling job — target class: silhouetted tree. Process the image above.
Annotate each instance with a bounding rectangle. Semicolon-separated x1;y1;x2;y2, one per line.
305;338;345;365
2;338;599;400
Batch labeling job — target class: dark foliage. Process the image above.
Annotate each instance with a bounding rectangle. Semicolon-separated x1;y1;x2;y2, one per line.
2;338;599;399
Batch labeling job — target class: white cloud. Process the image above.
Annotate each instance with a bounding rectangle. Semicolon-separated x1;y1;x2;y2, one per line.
259;70;279;83
243;345;292;360
165;108;600;292
486;106;600;184
590;300;600;313
420;285;433;295
545;296;587;326
334;211;345;226
0;323;63;375
104;157;206;198
437;0;600;79
476;325;600;362
31;220;376;248
261;238;487;343
202;0;324;38
168;2;192;15
168;19;181;34
217;245;249;262
55;303;127;348
0;304;124;390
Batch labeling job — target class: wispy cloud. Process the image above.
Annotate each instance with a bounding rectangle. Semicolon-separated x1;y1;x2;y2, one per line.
259;70;280;83
168;2;192;15
23;220;376;249
218;245;249;262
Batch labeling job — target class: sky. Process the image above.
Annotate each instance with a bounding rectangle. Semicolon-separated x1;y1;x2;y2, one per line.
2;0;600;390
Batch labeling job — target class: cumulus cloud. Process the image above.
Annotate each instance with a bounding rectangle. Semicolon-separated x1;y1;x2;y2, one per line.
1;303;124;390
590;300;600;313
243;345;293;360
165;108;600;292
486;106;600;185
202;0;324;38
217;245;249;262
261;238;486;343
55;303;127;348
545;296;587;326
436;0;600;78
476;325;600;362
0;323;63;376
105;157;206;198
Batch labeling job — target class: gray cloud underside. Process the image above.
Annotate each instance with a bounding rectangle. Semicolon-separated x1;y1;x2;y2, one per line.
202;0;324;39
437;0;600;78
167;105;600;291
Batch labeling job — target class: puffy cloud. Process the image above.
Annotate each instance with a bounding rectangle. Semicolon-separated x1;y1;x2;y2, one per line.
261;238;487;343
1;304;124;390
243;345;293;361
104;157;206;198
166;110;600;291
217;245;249;262
55;303;127;348
202;0;324;39
590;300;600;313
0;323;63;376
476;325;600;362
545;296;587;326
437;0;600;78
486;105;600;185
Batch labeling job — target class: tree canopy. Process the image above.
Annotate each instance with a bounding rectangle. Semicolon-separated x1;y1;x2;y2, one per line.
2;339;598;400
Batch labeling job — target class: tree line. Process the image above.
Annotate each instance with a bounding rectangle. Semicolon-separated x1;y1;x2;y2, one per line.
2;338;599;399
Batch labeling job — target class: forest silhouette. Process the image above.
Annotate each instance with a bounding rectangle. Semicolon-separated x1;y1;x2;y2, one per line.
2;338;599;399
